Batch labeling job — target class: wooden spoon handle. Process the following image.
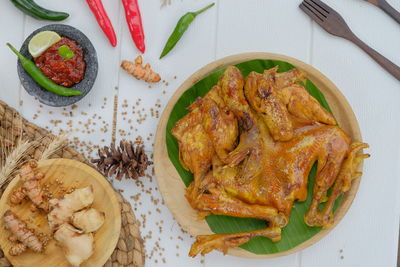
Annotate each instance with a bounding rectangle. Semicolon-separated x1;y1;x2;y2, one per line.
349;34;400;81
373;0;400;24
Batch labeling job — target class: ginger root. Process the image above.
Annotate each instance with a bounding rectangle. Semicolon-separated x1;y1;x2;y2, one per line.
48;186;94;229
48;186;103;266
11;161;48;210
72;208;105;233
54;223;94;267
3;210;43;255
121;56;161;83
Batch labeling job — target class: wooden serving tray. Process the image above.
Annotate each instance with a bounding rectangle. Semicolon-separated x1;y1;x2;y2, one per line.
0;158;121;267
154;53;363;258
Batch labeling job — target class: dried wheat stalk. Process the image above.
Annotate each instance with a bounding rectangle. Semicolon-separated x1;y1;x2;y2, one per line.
39;134;67;161
0;140;35;188
1;109;22;166
0;134;67;189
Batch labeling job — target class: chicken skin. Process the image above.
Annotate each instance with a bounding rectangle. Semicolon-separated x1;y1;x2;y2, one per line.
172;66;369;257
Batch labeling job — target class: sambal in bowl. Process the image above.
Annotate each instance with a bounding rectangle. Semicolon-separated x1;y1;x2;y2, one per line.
17;24;98;107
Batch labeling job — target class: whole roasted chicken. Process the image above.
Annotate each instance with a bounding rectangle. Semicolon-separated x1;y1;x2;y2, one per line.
171;65;369;257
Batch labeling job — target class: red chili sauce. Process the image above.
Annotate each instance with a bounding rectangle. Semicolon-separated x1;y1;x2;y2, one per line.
35;37;86;87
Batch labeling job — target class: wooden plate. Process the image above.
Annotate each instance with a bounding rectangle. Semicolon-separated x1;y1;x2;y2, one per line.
154;53;364;258
0;158;121;267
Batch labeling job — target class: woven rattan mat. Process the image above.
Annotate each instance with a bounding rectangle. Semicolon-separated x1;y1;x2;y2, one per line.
0;100;145;267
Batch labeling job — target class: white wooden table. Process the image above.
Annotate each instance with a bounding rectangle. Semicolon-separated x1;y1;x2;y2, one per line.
1;0;399;266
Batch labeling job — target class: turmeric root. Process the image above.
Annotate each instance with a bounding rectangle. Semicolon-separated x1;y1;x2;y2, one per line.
3;210;43;255
9;187;26;205
47;186;94;229
9;243;27;256
54;223;94;267
121;56;161;83
17;161;48;210
72;208;105;233
8;235;18;242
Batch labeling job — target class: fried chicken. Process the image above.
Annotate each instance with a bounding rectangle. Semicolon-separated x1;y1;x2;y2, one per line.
172;66;369;257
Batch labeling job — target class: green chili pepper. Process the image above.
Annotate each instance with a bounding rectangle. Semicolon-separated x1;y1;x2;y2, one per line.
160;3;215;59
7;43;82;96
10;0;69;21
58;45;75;59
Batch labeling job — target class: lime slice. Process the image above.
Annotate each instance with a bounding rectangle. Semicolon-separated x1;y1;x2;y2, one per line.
28;31;61;58
58;45;74;59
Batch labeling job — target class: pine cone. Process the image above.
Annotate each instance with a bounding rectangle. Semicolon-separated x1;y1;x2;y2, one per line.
92;140;152;180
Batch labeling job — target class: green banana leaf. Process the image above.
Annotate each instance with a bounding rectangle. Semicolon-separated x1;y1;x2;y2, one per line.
166;59;342;255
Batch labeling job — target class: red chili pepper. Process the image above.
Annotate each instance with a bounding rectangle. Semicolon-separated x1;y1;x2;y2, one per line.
86;0;117;47
121;0;145;53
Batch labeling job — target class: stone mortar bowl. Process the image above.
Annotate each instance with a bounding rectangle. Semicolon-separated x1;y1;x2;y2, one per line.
17;24;98;107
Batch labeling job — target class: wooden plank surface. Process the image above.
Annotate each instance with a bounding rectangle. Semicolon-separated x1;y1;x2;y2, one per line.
0;1;25;109
0;0;399;266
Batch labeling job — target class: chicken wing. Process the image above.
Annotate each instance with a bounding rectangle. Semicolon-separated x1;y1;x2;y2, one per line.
171;107;214;201
277;84;336;125
199;97;238;163
171;107;213;178
245;71;293;141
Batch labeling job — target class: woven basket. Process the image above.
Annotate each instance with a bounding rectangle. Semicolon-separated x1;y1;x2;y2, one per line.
0;100;145;267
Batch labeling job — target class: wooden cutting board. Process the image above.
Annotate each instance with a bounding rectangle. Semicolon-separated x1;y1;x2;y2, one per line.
0;158;121;267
